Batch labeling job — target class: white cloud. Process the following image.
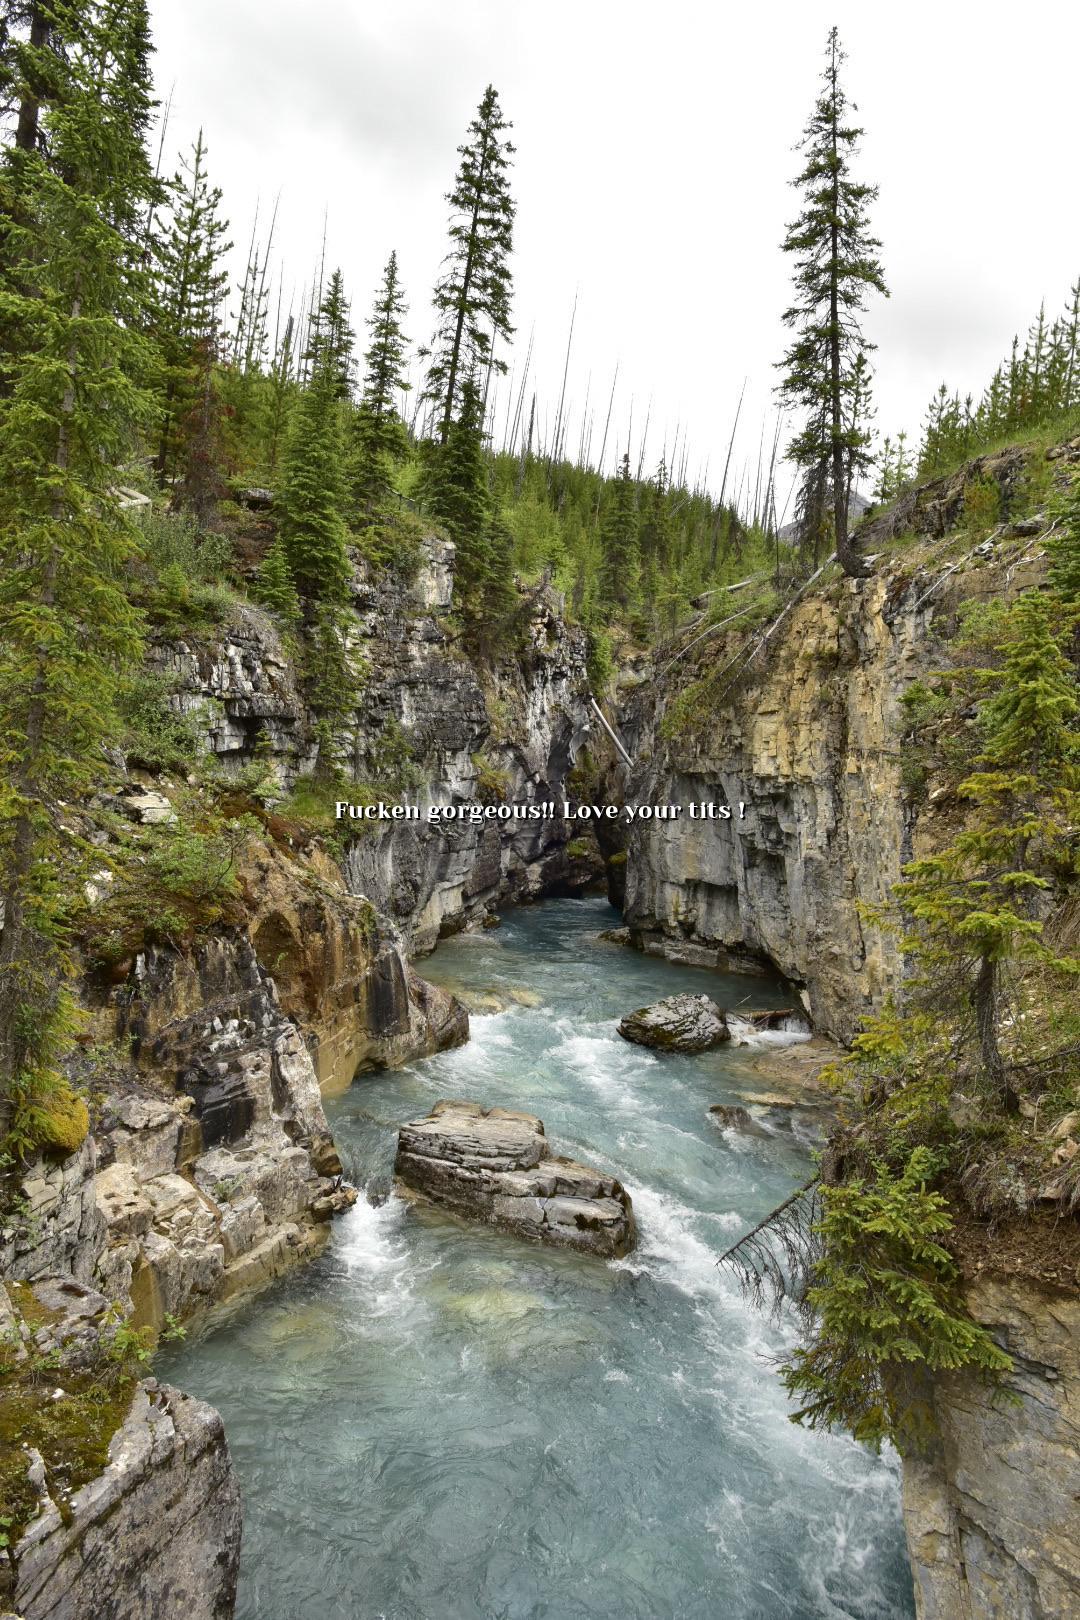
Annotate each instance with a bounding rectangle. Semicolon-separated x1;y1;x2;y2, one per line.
148;0;1080;499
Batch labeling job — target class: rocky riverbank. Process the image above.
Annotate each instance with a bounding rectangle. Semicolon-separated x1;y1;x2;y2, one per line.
0;531;604;1613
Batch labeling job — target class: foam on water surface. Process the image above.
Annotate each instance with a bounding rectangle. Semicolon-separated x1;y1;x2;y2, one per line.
164;896;913;1620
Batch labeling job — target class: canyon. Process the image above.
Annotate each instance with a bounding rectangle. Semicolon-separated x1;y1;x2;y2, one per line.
2;473;1077;1618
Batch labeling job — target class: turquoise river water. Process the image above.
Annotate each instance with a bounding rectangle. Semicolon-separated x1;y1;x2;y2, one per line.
164;897;915;1620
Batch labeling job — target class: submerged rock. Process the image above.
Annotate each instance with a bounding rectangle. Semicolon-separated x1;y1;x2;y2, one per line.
708;1104;771;1138
394;1100;635;1257
617;993;730;1052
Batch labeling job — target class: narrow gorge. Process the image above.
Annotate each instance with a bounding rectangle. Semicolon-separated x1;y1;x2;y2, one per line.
5;440;1078;1618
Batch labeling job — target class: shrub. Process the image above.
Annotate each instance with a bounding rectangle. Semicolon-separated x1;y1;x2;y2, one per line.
116;670;208;771
780;1147;1012;1454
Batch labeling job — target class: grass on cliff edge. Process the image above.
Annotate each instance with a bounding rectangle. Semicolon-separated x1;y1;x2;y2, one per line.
0;1284;139;1559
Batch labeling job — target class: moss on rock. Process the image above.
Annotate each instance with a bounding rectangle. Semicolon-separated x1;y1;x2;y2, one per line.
35;1085;89;1158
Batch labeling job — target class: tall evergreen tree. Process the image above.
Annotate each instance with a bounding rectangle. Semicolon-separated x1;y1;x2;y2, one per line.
598;452;640;611
777;27;887;578
424;85;515;444
277;289;351;603
0;0;157;1146
308;266;354;401
151;128;230;488
350;250;410;515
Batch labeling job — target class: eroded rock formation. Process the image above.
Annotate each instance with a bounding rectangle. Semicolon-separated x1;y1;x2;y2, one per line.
901;1275;1080;1620
395;1101;635;1257
10;1380;242;1620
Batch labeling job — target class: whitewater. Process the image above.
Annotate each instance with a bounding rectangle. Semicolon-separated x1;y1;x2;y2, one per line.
163;896;914;1620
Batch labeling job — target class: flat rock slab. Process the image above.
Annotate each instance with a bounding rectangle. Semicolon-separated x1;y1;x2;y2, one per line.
617;993;730;1052
395;1100;635;1258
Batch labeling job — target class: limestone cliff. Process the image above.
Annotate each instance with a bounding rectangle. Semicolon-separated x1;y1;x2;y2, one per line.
615;544;1047;1041
901;1271;1080;1620
156;533;596;949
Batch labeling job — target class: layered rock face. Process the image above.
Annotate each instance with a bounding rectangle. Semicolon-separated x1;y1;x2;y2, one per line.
157;536;596;952
11;1381;242;1620
395;1101;636;1257
901;1277;1080;1620
617;552;1045;1042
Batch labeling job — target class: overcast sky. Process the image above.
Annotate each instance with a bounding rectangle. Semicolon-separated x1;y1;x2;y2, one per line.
149;0;1080;512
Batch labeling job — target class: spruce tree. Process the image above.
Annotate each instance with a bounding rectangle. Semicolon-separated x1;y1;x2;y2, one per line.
777;27;887;578
0;0;157;1146
254;536;301;627
424;85;515;444
598;452;640;612
309;267;354;401
351;250;410;516
277;344;351;604
895;591;1079;1109
151;128;230;488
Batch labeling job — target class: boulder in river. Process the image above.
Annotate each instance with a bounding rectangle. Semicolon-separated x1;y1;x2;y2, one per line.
394;1100;635;1257
617;993;730;1052
708;1104;771;1138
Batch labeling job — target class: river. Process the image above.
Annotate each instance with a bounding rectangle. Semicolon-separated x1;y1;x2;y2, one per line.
163;897;914;1620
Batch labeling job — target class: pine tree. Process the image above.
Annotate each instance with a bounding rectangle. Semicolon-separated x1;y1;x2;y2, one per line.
350;250;410;516
424;85;515;444
277;342;350;604
151;128;230;487
598;452;640;611
254;536;301;627
895;591;1079;1109
777;27;887;579
0;0;158;1146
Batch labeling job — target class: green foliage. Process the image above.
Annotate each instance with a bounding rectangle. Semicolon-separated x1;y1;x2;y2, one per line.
420;377;514;633
278;300;352;603
149;129;231;503
26;1080;89;1158
132;509;236;629
777;27;887;577
916;281;1080;479
353;510;424;581
471;751;510;802
253;537;301;627
585;625;614;692
598;452;640;612
0;0;159;1152
116;669;208;771
350;251;411;517
895;589;1080;1106
961;474;1001;532
82;806;258;969
781;1148;1012;1454
423;85;515;443
300;604;364;760
1048;471;1080;606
